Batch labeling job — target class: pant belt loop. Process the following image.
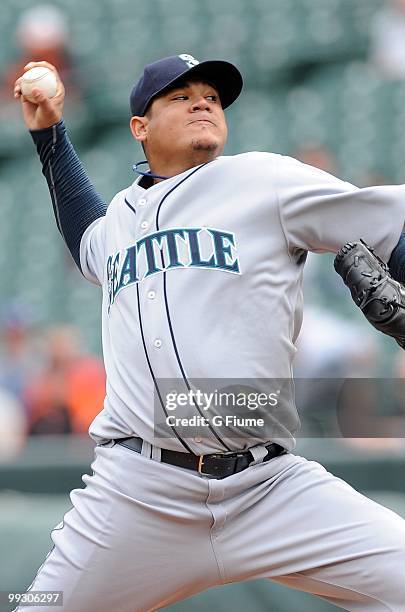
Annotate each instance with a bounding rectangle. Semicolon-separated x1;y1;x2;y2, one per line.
151;444;162;462
249;444;269;465
141;440;152;458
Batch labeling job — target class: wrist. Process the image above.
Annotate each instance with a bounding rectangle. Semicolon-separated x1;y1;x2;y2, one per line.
30;119;66;144
29;118;65;134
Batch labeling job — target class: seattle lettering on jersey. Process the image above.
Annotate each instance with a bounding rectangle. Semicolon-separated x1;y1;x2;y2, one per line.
106;227;241;309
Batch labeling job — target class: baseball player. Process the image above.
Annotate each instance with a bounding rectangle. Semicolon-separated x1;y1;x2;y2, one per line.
13;54;405;611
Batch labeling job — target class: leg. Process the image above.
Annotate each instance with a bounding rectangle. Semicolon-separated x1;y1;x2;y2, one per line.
214;453;405;611
16;444;222;612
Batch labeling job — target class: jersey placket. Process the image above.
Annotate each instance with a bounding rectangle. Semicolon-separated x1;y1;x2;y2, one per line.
133;188;202;452
133;176;232;454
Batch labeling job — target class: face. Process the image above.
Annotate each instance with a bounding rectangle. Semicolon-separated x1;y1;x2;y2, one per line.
131;79;228;165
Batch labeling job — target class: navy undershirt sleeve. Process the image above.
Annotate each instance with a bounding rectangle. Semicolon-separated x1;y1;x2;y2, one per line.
30;119;107;273
388;232;405;284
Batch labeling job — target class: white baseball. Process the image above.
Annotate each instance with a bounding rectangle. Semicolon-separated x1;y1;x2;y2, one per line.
20;67;57;102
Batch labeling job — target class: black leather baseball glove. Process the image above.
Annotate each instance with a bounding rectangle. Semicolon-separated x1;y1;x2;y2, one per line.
334;240;405;349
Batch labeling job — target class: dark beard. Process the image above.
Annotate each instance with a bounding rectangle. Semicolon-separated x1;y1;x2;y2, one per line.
191;139;218;152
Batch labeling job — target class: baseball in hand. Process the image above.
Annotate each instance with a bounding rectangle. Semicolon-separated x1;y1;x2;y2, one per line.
20;67;57;102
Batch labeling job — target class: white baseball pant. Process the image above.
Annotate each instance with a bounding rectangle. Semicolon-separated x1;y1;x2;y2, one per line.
16;442;405;611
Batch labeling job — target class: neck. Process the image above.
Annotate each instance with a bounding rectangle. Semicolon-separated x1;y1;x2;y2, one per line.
147;149;219;182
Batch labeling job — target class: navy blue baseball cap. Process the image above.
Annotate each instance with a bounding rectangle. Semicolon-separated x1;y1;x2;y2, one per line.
130;53;243;116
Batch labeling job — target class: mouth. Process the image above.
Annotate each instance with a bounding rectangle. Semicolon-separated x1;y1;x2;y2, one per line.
188;119;215;126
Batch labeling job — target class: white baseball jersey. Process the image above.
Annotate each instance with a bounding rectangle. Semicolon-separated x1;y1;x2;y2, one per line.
79;152;405;454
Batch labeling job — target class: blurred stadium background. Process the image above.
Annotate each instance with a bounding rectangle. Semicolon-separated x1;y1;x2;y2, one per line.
1;0;405;611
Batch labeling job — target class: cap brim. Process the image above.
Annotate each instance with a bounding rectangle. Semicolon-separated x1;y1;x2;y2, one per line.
145;60;243;113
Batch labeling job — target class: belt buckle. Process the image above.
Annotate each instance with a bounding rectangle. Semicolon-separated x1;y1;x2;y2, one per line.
197;452;238;477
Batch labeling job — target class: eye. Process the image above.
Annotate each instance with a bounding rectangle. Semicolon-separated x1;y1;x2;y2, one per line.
207;95;218;102
172;95;188;101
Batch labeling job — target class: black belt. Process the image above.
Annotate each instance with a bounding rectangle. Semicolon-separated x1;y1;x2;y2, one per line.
115;437;287;479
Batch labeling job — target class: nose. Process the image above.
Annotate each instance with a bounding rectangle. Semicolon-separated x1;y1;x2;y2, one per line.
191;95;211;112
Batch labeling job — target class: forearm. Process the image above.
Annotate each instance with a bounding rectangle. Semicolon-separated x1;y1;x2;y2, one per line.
30;119;107;271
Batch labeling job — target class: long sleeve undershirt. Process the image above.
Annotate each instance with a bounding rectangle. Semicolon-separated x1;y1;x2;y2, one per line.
30;119;107;273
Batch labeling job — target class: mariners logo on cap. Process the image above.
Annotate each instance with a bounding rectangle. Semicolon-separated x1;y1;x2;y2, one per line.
178;54;200;68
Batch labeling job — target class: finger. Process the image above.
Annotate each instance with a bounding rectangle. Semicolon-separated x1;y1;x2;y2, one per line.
50;79;65;99
30;88;60;117
29;87;52;105
23;61;58;75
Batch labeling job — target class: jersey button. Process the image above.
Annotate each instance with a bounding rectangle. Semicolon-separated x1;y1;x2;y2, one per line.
138;198;147;206
154;339;162;348
147;291;156;299
140;221;149;230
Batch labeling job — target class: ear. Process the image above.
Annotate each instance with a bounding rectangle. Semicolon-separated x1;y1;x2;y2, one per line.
130;115;148;143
